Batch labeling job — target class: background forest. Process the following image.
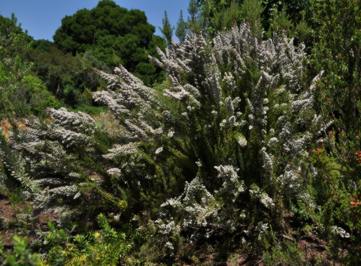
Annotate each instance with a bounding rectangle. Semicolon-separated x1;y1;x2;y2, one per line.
0;0;360;265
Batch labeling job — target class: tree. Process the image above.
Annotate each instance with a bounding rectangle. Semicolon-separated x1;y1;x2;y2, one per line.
0;15;31;57
53;0;165;85
263;0;309;29
160;11;173;45
188;0;201;33
176;10;187;42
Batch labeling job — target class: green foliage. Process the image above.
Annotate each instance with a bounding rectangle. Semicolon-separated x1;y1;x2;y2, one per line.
304;3;361;261
188;0;202;33
0;16;60;118
0;66;57;119
263;1;309;23
239;0;264;37
53;0;165;85
21;74;61;113
193;0;311;37
0;15;32;57
310;0;361;132
176;10;188;42
46;214;132;266
196;0;242;35
27;40;100;106
160;11;173;45
267;6;293;36
0;236;45;266
0;59;60;118
263;240;304;266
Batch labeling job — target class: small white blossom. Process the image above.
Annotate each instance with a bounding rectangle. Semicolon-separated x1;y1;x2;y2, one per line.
155;147;164;155
331;226;350;239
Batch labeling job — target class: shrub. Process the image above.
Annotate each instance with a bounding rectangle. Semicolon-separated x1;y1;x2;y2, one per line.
94;23;329;260
46;214;132;266
0;236;45;266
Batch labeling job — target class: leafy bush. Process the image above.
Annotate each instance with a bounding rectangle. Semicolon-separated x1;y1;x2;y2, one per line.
0;16;60;118
0;61;60;118
27;40;100;106
0;236;45;266
46;214;132;266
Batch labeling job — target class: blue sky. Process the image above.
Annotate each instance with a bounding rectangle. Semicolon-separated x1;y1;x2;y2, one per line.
0;0;189;40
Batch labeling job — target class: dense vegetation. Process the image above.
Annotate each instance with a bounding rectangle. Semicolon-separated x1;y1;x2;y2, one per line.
54;0;165;85
0;0;360;265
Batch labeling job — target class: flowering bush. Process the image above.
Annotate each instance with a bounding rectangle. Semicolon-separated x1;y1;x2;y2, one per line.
94;23;331;260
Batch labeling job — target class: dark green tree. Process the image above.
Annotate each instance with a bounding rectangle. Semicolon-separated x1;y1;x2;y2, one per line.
188;0;201;33
53;0;165;85
160;11;173;45
176;10;187;42
263;0;309;28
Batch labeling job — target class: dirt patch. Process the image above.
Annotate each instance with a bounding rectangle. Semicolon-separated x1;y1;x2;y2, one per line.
0;200;17;225
0;200;32;247
36;210;60;228
0;119;12;141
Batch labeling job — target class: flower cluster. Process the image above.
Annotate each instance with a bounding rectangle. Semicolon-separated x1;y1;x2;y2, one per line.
0;108;97;223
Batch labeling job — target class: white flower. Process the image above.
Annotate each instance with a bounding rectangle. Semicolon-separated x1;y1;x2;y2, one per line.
155;147;164;155
259;192;275;209
103;143;138;160
167;130;175;138
107;168;122;178
165;241;174;250
331;226;350;239
268;137;279;147
236;134;247;148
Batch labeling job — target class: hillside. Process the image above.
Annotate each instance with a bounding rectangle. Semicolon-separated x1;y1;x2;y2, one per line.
0;0;360;265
